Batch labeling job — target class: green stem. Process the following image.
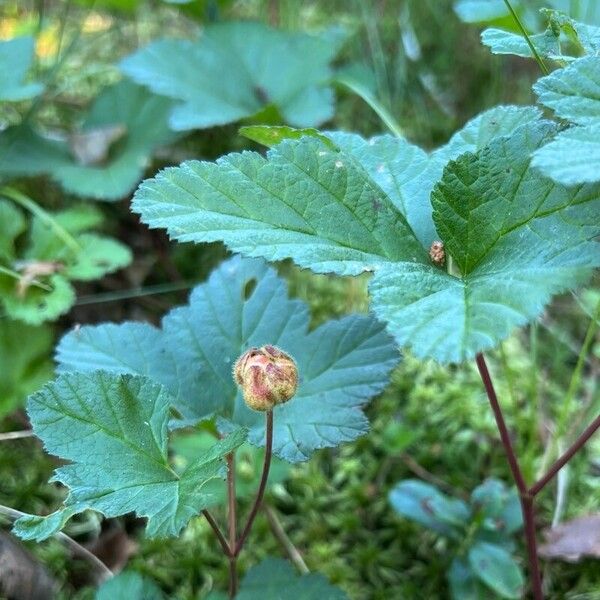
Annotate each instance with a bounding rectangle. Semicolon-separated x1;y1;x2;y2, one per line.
1;187;81;253
336;77;404;138
0;265;52;292
556;298;600;437
502;0;550;75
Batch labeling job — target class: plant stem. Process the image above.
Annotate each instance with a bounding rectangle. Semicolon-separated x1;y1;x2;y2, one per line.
201;509;231;557
0;266;52;292
0;504;112;584
234;410;274;556
475;353;543;600
476;354;527;494
2;187;81;253
556;298;600;437
0;430;35;442
227;452;238;598
502;0;550;75
530;412;600;496
264;504;309;574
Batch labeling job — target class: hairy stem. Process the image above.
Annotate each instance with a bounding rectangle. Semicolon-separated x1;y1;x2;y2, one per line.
475;353;543;600
235;410;274;556
227;452;237;598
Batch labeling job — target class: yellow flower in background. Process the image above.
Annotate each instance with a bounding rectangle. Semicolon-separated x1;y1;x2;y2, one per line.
0;17;19;39
36;23;59;59
82;13;113;33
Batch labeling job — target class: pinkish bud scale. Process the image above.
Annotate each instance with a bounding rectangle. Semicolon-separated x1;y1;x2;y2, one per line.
233;345;298;411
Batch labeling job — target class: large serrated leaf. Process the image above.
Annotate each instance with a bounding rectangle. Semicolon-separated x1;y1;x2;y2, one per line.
433;105;543;164
236;558;348;600
369;121;600;362
533;56;600;125
132;136;428;276
56;256;399;462
0;36;44;101
120;22;342;131
531;123;600;185
12;372;246;541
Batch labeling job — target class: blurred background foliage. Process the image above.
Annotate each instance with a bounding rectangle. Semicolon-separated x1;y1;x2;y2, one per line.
0;0;599;598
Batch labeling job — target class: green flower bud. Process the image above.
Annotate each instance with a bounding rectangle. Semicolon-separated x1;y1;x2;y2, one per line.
233;345;298;411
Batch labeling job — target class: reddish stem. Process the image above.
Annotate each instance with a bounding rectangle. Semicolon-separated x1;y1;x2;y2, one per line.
234;410;274;557
227;452;238;598
530;413;600;496
476;353;543;600
202;509;231;557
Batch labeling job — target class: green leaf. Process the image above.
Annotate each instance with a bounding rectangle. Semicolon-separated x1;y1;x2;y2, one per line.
239;125;336;149
13;372;247;541
0;320;53;417
454;0;512;25
132;136;428;276
531;123;600;185
481;28;560;59
0;36;43;101
448;558;490;600
433;105;543;164
326;132;440;248
56;256;399;462
389;480;470;537
533;56;600;125
0;274;75;325
63;233;132;281
370;120;600;362
96;572;164;600
236;558;348;600
0;198;26;261
0;202;131;324
471;479;522;535
120;22;342;131
468;541;524;599
0;81;177;200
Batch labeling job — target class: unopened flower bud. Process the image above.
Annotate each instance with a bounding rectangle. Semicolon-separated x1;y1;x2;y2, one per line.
233;345;298;411
429;241;445;266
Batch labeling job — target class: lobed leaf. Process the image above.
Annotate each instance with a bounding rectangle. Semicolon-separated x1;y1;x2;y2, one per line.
132;136;428;276
531;123;600;185
369;120;600;362
236;558;348;599
120;22;342;130
533;56;600;125
0;81;177;200
56;256;399;462
13;372;246;541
